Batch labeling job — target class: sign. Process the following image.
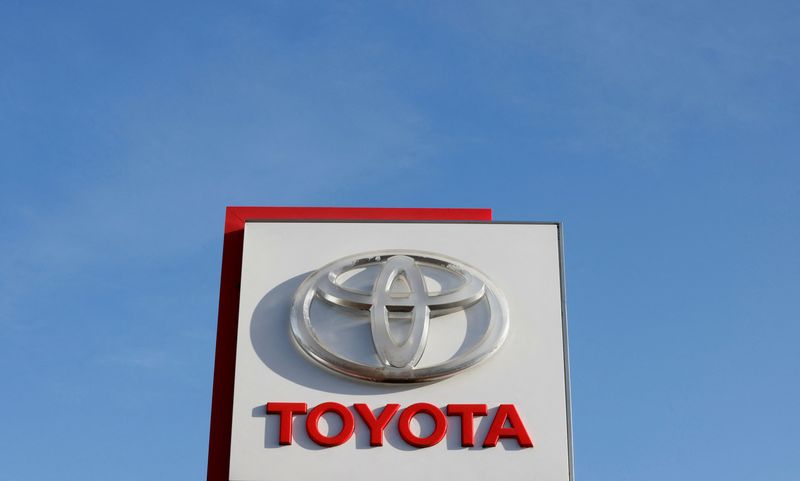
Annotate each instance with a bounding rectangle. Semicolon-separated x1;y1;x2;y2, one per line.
207;207;573;481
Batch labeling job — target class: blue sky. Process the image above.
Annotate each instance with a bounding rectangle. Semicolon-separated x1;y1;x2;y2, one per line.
1;1;798;479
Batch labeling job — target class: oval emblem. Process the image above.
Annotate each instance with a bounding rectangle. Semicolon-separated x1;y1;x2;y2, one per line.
290;251;509;383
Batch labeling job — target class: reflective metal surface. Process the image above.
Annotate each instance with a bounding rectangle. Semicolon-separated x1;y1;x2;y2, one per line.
290;250;509;383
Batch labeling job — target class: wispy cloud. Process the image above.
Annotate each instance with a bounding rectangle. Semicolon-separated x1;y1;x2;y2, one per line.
96;348;169;369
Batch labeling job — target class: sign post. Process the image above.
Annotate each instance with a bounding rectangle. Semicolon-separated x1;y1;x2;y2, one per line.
207;207;572;481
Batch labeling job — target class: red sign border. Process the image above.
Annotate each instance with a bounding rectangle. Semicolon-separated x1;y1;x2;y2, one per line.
207;207;492;481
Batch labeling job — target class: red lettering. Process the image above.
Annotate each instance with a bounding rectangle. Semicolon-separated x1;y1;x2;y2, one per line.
353;403;400;446
482;404;534;448
397;403;447;448
305;402;355;447
446;404;488;447
265;402;307;445
266;401;534;449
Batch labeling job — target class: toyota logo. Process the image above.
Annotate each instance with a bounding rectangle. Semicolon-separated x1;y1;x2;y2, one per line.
290;251;509;383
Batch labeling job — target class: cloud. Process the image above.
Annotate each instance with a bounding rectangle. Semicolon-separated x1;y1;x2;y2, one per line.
0;5;446;331
96;348;169;369
426;0;799;166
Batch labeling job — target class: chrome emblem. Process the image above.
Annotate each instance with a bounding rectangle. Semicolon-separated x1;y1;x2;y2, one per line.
290;251;509;383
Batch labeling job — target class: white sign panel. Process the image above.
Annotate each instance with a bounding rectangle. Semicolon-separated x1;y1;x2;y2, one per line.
227;221;572;481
